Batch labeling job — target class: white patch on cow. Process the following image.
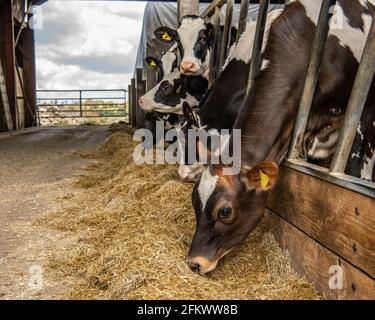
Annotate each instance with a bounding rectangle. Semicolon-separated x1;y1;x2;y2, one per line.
372;121;375;127
223;9;283;70
178;163;205;181
261;59;270;70
178;17;210;72
289;0;373;62
161;44;177;77
352;151;361;159
360;147;375;181
359;0;375;7
329;6;372;62
198;167;219;210
140;71;190;114
308;130;340;159
357;123;364;141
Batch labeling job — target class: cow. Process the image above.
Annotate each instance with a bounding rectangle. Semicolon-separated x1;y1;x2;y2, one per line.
145;43;178;82
138;70;208;114
347;101;375;181
154;16;214;77
154;15;238;78
176;10;284;181
185;0;375;275
143;44;180;147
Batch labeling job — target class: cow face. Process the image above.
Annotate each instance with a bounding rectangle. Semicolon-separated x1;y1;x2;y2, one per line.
145;47;177;81
154;16;214;76
187;162;279;275
139;71;203;114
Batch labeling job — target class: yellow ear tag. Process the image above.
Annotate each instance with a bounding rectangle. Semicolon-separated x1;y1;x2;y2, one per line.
150;60;157;67
176;85;181;94
162;32;172;42
192;111;198;123
259;170;269;188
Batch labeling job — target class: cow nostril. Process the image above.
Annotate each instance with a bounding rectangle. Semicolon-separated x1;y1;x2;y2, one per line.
188;262;201;273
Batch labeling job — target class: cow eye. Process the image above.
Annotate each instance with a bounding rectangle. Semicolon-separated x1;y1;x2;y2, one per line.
219;207;232;219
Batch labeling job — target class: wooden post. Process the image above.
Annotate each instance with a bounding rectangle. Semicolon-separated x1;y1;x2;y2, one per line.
0;0;17;130
135;68;146;129
22;25;37;128
208;6;221;85
236;0;250;41
130;78;137;127
220;0;234;68
178;0;199;20
127;84;132;124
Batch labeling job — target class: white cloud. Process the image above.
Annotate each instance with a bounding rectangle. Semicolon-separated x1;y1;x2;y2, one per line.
35;0;146;90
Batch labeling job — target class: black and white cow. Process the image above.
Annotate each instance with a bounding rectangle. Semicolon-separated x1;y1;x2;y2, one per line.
186;0;375;275
139;70;208;114
177;11;283;181
145;43;178;82
154;16;214;77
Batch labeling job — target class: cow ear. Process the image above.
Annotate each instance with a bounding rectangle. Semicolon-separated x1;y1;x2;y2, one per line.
244;161;279;191
145;56;161;69
154;26;178;43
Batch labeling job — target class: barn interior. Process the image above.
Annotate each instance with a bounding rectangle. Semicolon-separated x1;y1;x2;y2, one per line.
0;0;374;301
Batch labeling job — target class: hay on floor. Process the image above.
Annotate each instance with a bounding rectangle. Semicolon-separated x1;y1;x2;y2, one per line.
37;132;321;300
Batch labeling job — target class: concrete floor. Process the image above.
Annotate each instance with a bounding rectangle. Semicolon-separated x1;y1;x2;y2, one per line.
0;126;110;299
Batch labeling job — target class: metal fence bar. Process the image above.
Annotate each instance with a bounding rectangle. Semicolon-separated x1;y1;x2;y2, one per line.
236;0;250;41
330;12;375;174
209;6;221;85
245;0;269;96
36;89;128;124
287;0;336;160
200;0;226;18
219;0;234;68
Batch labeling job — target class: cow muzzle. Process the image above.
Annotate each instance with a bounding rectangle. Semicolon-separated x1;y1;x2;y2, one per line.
180;61;199;75
138;96;153;111
186;256;218;275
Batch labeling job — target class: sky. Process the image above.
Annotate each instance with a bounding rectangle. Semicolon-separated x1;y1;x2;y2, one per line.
34;0;147;91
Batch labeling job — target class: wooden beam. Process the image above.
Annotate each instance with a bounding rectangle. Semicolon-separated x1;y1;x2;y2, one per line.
267;166;375;278
146;45;157;92
130;78;137;128
0;0;17;130
135;68;145;129
200;0;226;18
20;25;37;128
264;210;375;300
179;0;199;19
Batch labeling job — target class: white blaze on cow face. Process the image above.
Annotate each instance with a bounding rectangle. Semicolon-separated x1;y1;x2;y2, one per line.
161;44;178;77
198;167;219;210
222;9;283;71
178;17;210;76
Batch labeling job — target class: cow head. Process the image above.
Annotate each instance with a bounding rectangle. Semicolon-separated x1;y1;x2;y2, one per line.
187;161;279;275
145;47;178;81
154;16;214;76
139;71;206;114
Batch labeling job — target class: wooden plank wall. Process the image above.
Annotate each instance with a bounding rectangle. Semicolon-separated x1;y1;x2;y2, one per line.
265;166;375;299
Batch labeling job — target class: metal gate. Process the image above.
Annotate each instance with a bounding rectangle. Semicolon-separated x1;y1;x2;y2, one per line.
36;89;129;126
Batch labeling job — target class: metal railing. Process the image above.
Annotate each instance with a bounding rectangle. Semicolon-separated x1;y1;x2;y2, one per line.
36;89;128;125
203;0;375;196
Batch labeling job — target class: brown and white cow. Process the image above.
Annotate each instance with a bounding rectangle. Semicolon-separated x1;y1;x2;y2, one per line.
186;0;375;275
